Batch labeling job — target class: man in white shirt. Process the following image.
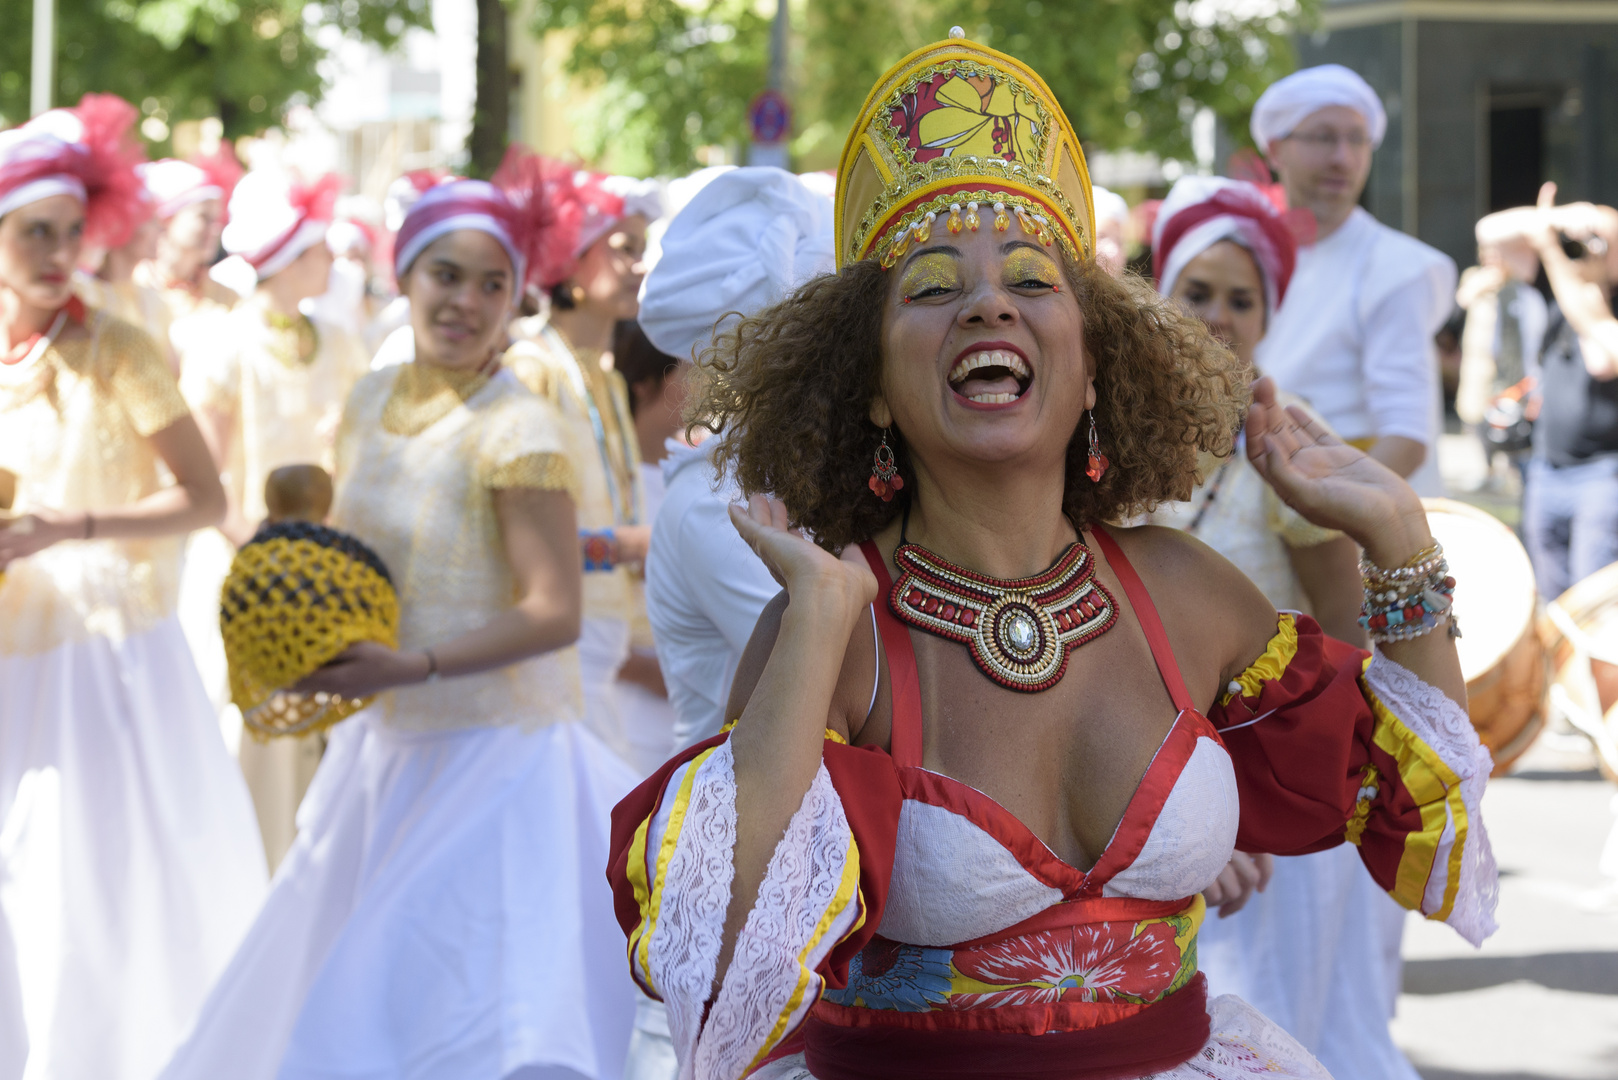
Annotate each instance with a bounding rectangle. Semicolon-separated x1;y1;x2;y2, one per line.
1253;64;1457;496
626;166;835;1080
639;167;836;753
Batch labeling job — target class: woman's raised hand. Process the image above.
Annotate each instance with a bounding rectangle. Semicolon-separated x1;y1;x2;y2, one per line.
728;494;877;619
1244;378;1432;567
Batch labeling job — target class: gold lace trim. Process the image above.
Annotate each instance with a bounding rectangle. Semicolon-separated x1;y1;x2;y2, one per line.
488;451;578;497
381;360;495;437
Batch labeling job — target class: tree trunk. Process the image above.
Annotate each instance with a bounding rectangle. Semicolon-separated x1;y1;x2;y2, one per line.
469;0;509;178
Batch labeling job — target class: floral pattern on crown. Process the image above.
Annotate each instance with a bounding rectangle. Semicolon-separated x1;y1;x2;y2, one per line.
835;38;1093;269
888;66;1048;169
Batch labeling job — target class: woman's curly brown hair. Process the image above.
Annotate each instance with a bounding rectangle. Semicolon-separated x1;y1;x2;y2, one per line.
688;252;1251;550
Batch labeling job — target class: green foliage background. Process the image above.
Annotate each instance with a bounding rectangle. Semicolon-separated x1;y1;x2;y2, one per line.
1;0;432;150
533;0;1318;176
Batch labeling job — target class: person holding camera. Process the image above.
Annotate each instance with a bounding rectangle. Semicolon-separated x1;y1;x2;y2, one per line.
1479;182;1618;600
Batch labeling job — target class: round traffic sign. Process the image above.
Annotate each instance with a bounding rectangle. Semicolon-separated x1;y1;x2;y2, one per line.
749;90;792;145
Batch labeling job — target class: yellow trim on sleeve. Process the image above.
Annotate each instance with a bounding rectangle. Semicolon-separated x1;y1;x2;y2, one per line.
1221;613;1299;705
744;829;865;1074
1363;671;1468;921
720;717;848;745
631;747;719;986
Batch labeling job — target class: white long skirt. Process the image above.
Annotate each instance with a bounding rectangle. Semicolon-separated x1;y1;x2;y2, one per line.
160;710;640;1080
0;616;268;1080
1197;847;1421;1080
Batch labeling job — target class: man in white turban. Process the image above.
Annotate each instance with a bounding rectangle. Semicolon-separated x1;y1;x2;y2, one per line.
626;165;835;1080
1251;63;1455;497
1213;62;1456;1080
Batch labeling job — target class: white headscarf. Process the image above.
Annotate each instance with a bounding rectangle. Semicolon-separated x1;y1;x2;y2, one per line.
221;169;334;282
1092;185;1129;227
637;167;834;363
1250;64;1387;151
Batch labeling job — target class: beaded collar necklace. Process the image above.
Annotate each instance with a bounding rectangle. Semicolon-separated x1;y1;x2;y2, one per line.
888;510;1118;692
2;296;83;370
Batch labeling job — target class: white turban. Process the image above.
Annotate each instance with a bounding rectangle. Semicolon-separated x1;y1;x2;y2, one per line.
637;167;834;363
1092;185;1129;227
1250;64;1387;151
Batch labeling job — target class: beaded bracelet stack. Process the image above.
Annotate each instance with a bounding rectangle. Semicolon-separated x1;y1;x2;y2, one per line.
1357;542;1461;644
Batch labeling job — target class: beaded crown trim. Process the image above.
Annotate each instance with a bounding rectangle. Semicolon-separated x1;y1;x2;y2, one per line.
889;541;1117;693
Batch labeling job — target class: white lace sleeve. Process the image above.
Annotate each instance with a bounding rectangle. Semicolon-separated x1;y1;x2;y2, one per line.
1362;650;1499;947
626;741;865;1080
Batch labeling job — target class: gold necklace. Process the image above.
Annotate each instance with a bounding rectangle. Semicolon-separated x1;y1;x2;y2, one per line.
263;309;318;369
381;356;500;437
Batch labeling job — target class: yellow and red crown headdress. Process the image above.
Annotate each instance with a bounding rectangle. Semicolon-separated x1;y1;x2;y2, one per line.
834;28;1096;270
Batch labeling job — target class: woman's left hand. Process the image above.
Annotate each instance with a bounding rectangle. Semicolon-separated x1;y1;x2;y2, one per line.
291;641;429;698
1202;851;1274;918
1245;378;1432;567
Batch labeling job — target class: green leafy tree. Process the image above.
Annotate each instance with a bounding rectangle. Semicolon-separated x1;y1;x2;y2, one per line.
2;0;433;149
532;0;1317;174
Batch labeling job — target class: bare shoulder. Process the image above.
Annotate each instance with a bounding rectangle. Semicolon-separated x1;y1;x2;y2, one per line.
1098;523;1282;687
725;588;877;743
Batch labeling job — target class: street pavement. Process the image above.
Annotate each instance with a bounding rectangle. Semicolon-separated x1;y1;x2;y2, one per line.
1391;726;1618;1078
1389;434;1618;1079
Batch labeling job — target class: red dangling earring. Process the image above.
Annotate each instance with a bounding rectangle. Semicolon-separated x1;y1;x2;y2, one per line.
869;430;905;502
1086;410;1109;482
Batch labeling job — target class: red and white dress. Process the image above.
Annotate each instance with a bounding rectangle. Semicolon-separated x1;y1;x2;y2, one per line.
608;528;1497;1080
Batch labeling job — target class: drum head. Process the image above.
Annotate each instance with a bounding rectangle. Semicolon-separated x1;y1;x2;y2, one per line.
1421;498;1537;680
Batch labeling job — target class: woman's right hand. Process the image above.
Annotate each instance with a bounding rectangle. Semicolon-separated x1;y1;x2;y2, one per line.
0;508;86;567
728;494;877;619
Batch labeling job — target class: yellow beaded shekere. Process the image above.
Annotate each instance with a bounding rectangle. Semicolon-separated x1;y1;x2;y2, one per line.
834;28;1096;270
220;521;400;738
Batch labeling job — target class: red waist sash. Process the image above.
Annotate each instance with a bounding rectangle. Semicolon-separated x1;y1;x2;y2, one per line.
804;973;1208;1080
804;896;1208;1079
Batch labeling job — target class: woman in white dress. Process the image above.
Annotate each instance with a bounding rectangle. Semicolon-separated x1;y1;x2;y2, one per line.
1149;175;1424;1080
161;170;639;1080
0;100;267;1080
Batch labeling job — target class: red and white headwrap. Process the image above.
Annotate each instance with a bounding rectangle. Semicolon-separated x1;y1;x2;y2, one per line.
394;147;578;292
568;171;662;260
221;169;342;281
140;159;222;220
0;93;147;249
1152;176;1298;316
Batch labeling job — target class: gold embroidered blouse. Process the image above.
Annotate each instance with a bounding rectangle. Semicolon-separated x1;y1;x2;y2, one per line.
0;310;192;654
330;360;583;732
506;319;642;626
180;305;371;524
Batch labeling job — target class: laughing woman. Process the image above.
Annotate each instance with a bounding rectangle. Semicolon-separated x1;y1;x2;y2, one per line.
162;162;638;1080
0;104;265;1080
607;32;1496;1080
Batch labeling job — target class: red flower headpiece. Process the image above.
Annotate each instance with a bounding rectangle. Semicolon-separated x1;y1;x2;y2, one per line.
0;93;149;250
190;146;245;223
491;147;582;291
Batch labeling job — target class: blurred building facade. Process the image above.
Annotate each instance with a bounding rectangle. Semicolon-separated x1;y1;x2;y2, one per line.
1304;0;1618;266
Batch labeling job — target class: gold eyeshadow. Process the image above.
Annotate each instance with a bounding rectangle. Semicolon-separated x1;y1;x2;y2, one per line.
1002;246;1060;287
899;253;961;299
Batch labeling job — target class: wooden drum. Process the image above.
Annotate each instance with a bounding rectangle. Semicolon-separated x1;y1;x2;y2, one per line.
1540;560;1618;782
1422;498;1546;776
